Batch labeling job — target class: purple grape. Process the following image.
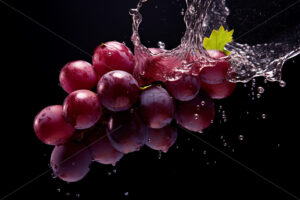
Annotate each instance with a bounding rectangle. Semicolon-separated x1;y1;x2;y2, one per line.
199;50;230;84
33;105;75;145
200;80;236;99
107;111;147;154
63;90;102;129
97;70;139;112
93;41;135;78
59;60;98;94
175;91;215;133
165;75;201;101
50;141;92;182
146;125;177;153
140;86;175;129
86;130;123;166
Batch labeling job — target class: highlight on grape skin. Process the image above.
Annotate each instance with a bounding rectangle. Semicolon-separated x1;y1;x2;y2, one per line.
146;125;178;153
107;111;147;154
59;60;98;94
33;105;75;145
93;41;135;78
86;130;124;166
63;90;102;130
50;141;92;183
97;70;140;112
139;86;175;129
175;91;215;133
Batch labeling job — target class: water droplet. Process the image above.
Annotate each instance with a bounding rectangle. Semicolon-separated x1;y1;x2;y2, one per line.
140;71;145;75
277;144;281;147
232;148;235;152
113;169;117;173
124;192;129;196
51;173;57;179
261;114;266;119
220;136;224;139
107;52;112;56
196;104;201;110
158;151;162;159
243;84;247;87
194;113;199;120
224;142;227;147
107;172;112;176
238;135;244;141
201;101;205;106
203;150;207;155
206;162;210;165
257;87;264;94
279;80;286;87
257;94;261;98
57;188;61;193
180;8;185;15
157;41;165;49
76;193;80;198
66;192;71;196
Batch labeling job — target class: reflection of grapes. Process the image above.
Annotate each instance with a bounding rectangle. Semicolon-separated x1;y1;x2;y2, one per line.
165;75;201;101
50;141;92;182
175;91;215;133
87;133;123;166
33;40;237;182
146;125;177;153
140;86;175;129
33;105;75;145
63;90;102;129
97;70;139;112
107;111;147;154
59;60;98;94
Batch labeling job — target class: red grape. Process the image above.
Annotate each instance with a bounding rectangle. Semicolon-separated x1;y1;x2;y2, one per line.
97;70;139;112
107;111;146;154
200;80;236;99
59;60;98;93
199;50;230;84
87;131;123;166
50;141;92;182
165;74;201;101
175;91;215;133
33;105;75;145
63;90;102;129
146;125;177;153
93;41;135;78
140;86;175;129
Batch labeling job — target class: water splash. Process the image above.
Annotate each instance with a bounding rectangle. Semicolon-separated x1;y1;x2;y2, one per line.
130;0;300;85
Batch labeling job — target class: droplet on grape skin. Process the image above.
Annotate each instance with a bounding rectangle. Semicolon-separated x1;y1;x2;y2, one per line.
107;111;147;154
140;86;175;129
59;60;98;94
200;80;236;99
86;131;123;166
63;90;102;129
50;142;92;182
97;70;139;112
33;105;75;145
175;91;215;133
92;41;135;78
199;50;230;84
146;125;178;153
165;74;201;101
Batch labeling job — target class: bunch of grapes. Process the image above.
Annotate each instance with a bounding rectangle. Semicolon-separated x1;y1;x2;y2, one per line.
33;41;236;182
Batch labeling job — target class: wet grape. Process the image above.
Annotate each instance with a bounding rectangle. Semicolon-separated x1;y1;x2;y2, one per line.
63;90;102;129
140;86;175;129
33;105;75;145
97;70;139;112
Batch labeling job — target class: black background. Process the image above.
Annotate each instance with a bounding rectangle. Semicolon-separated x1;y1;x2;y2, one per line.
0;0;300;199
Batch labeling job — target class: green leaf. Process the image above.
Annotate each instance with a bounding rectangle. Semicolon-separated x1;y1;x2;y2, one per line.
203;26;234;55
